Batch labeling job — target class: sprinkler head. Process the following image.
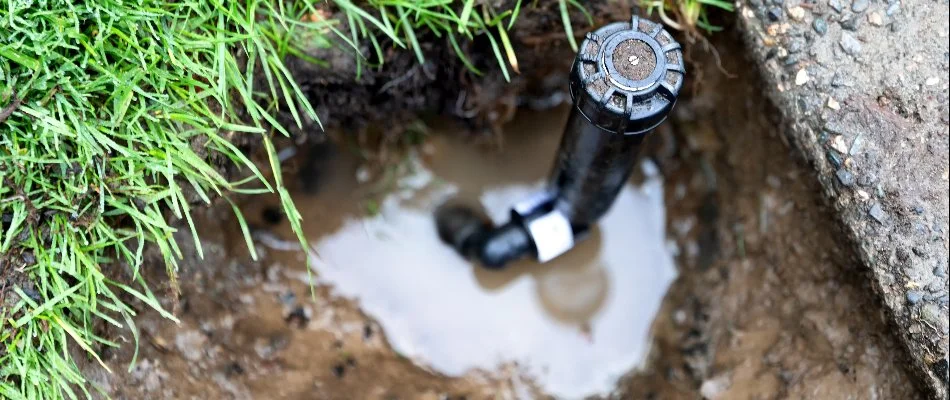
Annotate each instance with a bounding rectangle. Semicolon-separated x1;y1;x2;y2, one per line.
571;15;685;134
436;15;684;269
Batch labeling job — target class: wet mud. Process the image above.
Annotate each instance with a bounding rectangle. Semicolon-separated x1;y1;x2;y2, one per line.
93;34;919;400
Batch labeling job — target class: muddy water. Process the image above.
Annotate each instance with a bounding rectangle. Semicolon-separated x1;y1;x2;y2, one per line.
289;108;676;399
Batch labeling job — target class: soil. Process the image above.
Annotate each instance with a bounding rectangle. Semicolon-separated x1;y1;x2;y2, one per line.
85;29;921;399
735;0;950;396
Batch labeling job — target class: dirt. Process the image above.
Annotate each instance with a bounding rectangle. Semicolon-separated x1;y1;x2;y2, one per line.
84;29;923;399
735;0;950;396
278;0;633;146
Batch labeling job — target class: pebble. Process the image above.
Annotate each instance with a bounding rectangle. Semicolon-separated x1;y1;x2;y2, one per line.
788;6;806;20
827;97;841;110
851;0;869;12
840;32;863;56
840;16;861;30
788;38;806;53
768;6;783;21
868;12;884;26
836;169;855;186
829;0;844;12
795;69;810;85
869;203;886;223
934;265;947;278
886;1;900;15
920;303;940;325
906;290;924;304
813;17;829;35
925;77;940;86
831;135;849;153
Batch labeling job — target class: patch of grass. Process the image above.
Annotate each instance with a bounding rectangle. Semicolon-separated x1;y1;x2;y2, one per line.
0;1;577;399
639;0;736;33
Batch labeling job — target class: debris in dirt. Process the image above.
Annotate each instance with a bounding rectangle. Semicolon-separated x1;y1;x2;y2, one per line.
768;7;783;21
332;363;346;378
225;362;245;376
813;17;828;35
851;0;869;13
699;373;732;399
869;203;887;223
840;16;861;31
262;206;283;226
829;0;844;13
868;12;884;26
254;333;291;359
363;324;374;340
788;6;806;20
925;77;940;86
827;96;841;110
175;330;207;362
795;69;810;85
907;290;923;305
284;305;312;328
840;33;863;56
835;169;856;186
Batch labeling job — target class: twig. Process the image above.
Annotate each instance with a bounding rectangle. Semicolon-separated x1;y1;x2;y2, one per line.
0;94;22;124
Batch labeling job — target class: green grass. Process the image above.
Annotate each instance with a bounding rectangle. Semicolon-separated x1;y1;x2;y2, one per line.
639;0;735;33
0;1;593;399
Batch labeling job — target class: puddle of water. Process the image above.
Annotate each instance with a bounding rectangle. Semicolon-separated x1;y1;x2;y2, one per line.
291;110;678;399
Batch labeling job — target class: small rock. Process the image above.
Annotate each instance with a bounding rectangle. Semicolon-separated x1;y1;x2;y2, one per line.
857;189;870;200
827;97;841;110
840;16;861;30
795;69;810;85
830;135;849;153
174;331;207;362
768;6;783;21
926;77;940;86
700;373;732;399
840;32;863;56
788;6;806;20
868;11;884;26
788;38;806;53
813;17;828;35
906;290;923;304
827;151;844;169
913;205;926;215
851;0;869;12
886;2;900;15
934;265;947;278
832;73;852;87
835;169;855;186
920;303;940;325
869;203;886;223
829;0;844;12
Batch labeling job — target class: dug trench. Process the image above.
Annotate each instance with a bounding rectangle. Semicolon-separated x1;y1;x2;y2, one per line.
83;19;922;400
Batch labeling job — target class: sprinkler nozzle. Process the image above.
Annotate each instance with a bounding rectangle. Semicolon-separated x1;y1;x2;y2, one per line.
437;15;684;269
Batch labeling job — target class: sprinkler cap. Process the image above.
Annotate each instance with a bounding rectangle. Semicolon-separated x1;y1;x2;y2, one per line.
570;16;685;134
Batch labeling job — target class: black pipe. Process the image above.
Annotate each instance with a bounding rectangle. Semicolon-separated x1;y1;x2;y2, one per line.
436;15;685;269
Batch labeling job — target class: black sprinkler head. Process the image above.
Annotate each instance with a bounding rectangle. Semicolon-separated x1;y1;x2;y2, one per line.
436;15;684;269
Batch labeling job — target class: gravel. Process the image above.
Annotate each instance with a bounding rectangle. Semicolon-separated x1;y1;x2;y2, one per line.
851;0;870;13
836;169;856;186
813;18;829;35
840;32;863;56
869;203;886;223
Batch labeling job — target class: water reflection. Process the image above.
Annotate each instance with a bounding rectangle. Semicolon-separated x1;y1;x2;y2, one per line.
298;110;677;399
